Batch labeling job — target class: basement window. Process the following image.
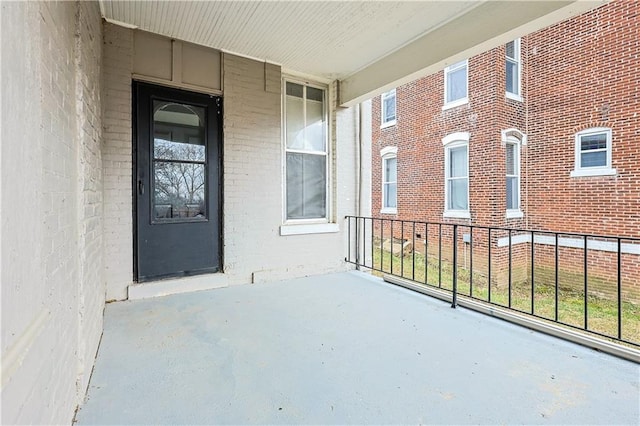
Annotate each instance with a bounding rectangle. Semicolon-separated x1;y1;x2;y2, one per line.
570;128;616;177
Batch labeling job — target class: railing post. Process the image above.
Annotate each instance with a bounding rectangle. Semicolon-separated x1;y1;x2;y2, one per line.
531;230;535;314
438;224;442;288
508;229;512;308
617;237;622;340
355;216;360;269
452;224;458;308
346;216;351;262
584;235;588;330
488;228;492;302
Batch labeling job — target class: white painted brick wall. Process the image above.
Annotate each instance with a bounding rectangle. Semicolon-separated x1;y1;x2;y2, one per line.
218;55;356;284
102;38;359;298
102;23;133;301
75;0;106;397
1;2;104;424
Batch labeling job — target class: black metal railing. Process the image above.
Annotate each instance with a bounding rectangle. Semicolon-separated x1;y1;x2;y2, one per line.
345;216;640;348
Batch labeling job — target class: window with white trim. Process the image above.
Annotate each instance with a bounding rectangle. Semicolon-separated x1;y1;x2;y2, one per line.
501;128;526;219
443;133;470;218
506;39;521;100
506;141;520;211
443;60;468;109
571;128;616;177
381;89;396;127
284;80;328;221
380;147;397;214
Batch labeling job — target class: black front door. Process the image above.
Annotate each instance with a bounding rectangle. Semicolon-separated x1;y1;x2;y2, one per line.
134;82;222;282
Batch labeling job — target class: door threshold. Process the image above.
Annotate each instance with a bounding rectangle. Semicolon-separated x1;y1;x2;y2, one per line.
128;272;230;300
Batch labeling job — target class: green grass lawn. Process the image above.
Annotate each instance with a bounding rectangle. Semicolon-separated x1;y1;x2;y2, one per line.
371;247;640;346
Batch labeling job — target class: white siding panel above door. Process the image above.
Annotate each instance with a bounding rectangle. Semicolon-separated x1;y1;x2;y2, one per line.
133;31;172;80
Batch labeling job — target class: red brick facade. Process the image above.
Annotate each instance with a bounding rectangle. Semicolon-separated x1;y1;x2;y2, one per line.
371;0;639;238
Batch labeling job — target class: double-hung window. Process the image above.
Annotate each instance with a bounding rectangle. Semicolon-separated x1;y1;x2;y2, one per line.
381;89;396;127
506;141;521;214
284;80;328;221
571;127;616;177
443;133;470;218
501;128;526;218
443;60;468;110
380;147;397;214
506;39;522;100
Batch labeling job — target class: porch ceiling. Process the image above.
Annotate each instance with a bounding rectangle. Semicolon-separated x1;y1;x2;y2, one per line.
99;0;605;105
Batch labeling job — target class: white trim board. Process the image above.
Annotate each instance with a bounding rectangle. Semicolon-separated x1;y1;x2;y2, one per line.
496;234;640;255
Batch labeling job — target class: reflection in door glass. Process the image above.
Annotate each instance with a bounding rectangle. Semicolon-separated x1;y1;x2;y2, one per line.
153;101;205;161
153;162;206;219
152;101;207;221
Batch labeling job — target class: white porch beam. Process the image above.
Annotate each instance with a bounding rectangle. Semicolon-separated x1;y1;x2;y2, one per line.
339;0;607;106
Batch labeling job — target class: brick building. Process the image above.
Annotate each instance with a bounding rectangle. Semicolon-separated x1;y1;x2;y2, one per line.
372;0;639;238
370;1;639;301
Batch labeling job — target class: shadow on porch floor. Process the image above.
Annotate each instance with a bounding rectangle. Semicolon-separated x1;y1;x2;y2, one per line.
76;271;639;424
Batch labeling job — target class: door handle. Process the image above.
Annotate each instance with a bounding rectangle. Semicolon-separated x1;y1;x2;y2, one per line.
138;180;144;195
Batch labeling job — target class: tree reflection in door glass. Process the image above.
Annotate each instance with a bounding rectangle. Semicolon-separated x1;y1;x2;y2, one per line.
152;100;207;221
153;161;205;219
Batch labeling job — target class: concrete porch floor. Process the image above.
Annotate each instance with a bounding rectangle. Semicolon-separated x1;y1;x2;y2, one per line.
76;271;639;425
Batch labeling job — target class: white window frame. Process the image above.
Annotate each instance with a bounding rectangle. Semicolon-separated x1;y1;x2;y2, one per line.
570;127;616;177
505;139;522;218
443;132;470;218
380;146;398;214
442;60;469;110
505;38;522;101
280;77;335;235
380;89;397;128
501;129;527;219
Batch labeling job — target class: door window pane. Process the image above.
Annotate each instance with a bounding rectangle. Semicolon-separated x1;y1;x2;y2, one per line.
152;100;207;222
153;162;206;220
153;101;205;161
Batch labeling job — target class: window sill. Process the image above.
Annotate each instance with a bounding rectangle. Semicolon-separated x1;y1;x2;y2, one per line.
506;92;523;102
443;210;471;219
506;210;524;219
570;168;617;178
380;120;396;129
442;98;468;111
280;223;339;236
380;208;397;215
